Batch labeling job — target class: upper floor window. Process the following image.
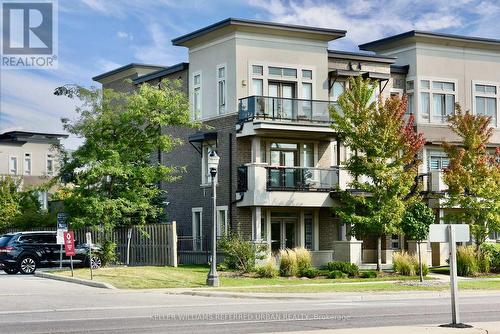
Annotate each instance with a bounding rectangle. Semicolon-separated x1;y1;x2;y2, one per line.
24;153;32;175
330;81;345;102
217;65;226;115
474;83;498;127
193;72;202;120
252;65;263;76
419;79;456;123
9;156;18;175
269;66;297;78
46;154;55;176
428;151;450;171
302;69;312;79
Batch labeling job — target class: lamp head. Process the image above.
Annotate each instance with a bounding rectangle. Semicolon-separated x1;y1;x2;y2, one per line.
207;149;220;176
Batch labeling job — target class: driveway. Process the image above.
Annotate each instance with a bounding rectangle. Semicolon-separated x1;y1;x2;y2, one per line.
2;272;500;333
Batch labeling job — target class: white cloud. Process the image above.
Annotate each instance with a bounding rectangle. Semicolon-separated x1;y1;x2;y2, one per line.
117;31;133;40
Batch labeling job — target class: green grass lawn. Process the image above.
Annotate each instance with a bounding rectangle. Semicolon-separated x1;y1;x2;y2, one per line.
53;265;500;291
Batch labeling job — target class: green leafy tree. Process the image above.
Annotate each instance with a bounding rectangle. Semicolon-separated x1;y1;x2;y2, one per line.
330;77;425;270
0;177;22;229
402;202;435;281
442;105;500;247
53;80;193;230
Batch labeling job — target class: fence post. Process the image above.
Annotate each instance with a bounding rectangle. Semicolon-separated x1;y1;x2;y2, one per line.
170;221;178;267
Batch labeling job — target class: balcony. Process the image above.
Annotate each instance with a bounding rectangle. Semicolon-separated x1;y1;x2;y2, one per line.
238;96;334;124
236;164;339;207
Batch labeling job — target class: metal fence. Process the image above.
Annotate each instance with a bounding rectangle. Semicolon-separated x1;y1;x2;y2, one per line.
177;236;225;265
2;223;177;267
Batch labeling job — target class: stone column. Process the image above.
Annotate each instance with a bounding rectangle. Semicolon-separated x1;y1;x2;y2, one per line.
252;206;262;242
251;137;261;164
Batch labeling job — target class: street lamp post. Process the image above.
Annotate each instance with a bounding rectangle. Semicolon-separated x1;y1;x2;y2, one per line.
206;149;220;287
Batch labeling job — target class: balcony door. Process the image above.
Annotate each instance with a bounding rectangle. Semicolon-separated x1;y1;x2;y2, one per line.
270;219;297;252
269;82;295;119
270;143;297;189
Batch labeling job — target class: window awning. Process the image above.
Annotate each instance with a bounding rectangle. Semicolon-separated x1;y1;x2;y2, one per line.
188;131;217;155
328;69;390;93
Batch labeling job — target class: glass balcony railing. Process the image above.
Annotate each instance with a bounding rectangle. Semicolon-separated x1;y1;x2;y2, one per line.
238;96;334;123
265;166;339;191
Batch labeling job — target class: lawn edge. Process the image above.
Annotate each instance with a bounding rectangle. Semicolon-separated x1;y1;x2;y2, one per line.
35;271;117;289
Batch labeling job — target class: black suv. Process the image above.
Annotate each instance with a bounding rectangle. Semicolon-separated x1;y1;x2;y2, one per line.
0;231;101;275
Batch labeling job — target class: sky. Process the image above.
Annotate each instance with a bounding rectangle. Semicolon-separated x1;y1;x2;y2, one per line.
1;0;500;149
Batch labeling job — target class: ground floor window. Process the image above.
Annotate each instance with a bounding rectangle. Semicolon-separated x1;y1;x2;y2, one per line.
304;213;314;250
192;208;203;251
216;206;228;237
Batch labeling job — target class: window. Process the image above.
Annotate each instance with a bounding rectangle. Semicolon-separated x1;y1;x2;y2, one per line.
268;66;297;78
304;213;314;250
302;69;312;79
302;82;312;118
192;208;202;251
419;79;456;123
252;65;263;76
9;156;17;175
301;143;314;168
252;79;263;96
38;191;48;210
260;210;267;240
428;152;450;171
474;83;498;127
330;81;345;102
391;235;400;249
46;154;55;176
201;142;216;185
217;65;226;115
193;72;202;120
406;80;414;90
407;93;414;115
216;206;228;237
24;153;32;175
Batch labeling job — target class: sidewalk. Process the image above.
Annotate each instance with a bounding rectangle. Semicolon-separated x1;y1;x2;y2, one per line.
272;322;500;334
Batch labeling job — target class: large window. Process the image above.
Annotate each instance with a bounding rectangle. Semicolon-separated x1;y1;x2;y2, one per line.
419;79;456;123
474;83;498;127
217;65;226;115
193;72;202;120
192;208;203;251
9;156;18;175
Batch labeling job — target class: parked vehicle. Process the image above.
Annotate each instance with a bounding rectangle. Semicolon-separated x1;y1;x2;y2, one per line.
0;231;101;274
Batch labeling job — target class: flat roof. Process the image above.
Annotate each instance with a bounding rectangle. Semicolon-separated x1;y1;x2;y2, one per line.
360;30;500;51
328;49;395;63
92;63;166;82
0;131;68;140
133;62;189;84
172;17;346;46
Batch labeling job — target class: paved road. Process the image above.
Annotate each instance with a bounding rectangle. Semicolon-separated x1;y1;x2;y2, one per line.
1;272;500;333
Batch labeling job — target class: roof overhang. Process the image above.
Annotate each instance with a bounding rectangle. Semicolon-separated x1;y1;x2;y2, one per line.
92;63;166;83
133;63;189;85
0;131;68;144
328;50;395;64
172;18;346;47
329;69;390;81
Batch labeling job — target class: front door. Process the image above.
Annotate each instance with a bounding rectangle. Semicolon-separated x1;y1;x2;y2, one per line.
270;219;297;252
268;82;295;119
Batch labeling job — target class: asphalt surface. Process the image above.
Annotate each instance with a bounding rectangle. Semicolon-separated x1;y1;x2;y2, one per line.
1;271;500;334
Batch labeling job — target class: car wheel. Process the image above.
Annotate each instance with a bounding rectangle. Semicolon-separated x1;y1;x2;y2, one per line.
90;256;101;269
4;267;18;275
18;256;37;274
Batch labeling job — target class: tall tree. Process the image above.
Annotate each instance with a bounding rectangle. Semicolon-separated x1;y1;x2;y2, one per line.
330;77;425;270
53;80;193;230
442;105;500;247
0;176;22;229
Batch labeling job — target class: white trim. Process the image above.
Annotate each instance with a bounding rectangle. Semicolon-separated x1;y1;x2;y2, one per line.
471;80;499;128
216;205;228;236
192;207;203;250
416;76;458;124
192;71;202;120
23;152;32;176
216;63;227;115
8;155;18;175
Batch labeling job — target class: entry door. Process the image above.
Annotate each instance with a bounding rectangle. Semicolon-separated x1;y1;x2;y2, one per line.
268;82;295;119
270;219;297;252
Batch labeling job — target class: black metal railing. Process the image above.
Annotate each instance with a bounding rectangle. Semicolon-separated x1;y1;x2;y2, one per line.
265;166;339;191
238;95;335;123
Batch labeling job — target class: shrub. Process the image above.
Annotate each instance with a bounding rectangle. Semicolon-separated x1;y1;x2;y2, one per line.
99;240;117;266
408;253;429;277
393;251;415;276
218;234;267;273
359;270;378;278
457;246;478;277
299;267;319;278
481;243;500;272
478;251;491;273
255;258;279;278
327;270;348;279
279;249;298;277
325;261;359;277
294;247;312;274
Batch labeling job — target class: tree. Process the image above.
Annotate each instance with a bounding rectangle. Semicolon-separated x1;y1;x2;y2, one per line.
401;201;435;282
442;105;500;247
330;77;425;271
53;80;193;230
0;177;22;229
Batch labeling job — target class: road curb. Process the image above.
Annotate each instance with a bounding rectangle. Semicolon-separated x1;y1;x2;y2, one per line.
34;271;116;289
177;291;320;300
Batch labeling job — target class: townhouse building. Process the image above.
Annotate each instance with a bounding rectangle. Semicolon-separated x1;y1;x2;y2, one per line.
93;19;500;267
0;131;68;209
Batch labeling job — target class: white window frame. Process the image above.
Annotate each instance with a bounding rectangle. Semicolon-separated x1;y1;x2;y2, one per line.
216;64;226;115
192;207;203;251
46;153;55;176
216;205;228;237
417;77;458;124
201;141;217;186
472;80;499;128
24;152;32;175
9;156;18;175
330;80;346;102
428;150;450;172
192;71;202;120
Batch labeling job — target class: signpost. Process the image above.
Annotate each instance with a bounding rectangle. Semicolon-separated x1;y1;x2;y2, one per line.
56;213;69;269
86;232;93;280
63;231;75;277
429;224;472;328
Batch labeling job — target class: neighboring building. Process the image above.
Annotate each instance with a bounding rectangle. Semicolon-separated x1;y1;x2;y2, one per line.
93;19;500;266
0;131;68;209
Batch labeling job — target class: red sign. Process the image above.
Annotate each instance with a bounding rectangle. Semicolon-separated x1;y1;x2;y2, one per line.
63;231;76;257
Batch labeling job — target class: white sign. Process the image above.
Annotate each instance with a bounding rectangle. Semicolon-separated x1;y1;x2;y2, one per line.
429;224;470;243
86;232;92;245
56;229;65;245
